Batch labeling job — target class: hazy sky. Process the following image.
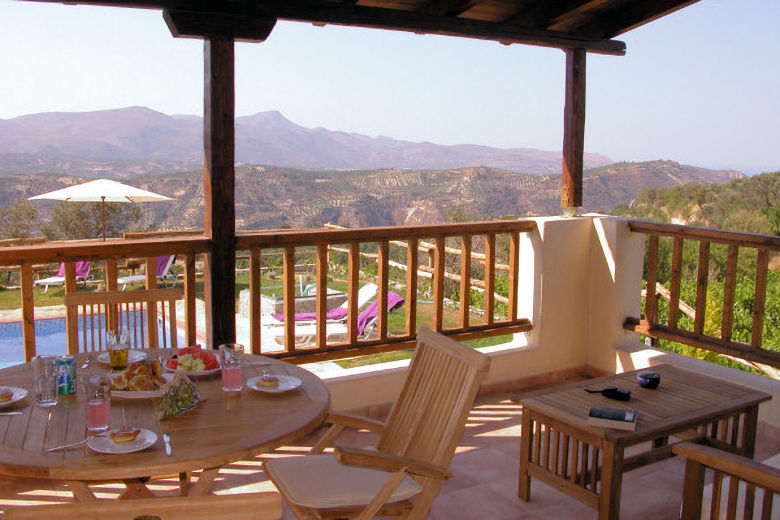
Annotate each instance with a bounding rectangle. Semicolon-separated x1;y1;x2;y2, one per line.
1;0;778;174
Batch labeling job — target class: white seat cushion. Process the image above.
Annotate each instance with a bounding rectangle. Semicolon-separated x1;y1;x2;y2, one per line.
265;454;422;509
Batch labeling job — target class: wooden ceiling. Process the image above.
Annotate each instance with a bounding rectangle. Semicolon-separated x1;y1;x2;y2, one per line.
29;0;701;56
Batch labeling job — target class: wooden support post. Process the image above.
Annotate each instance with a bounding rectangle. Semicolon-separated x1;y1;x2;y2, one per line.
20;263;36;361
562;48;586;210
203;38;236;348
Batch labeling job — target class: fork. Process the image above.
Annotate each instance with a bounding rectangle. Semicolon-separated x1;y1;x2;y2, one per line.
46;433;108;452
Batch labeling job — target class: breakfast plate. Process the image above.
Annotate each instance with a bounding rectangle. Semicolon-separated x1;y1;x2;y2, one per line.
247;375;302;394
0;387;28;409
97;350;147;365
87;428;158;454
111;373;173;399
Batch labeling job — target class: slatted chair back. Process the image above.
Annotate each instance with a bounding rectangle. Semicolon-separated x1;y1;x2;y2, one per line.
64;288;182;354
674;442;779;520
3;491;282;520
377;327;490;471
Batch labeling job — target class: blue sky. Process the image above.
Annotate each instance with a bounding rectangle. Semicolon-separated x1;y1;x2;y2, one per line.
1;0;778;174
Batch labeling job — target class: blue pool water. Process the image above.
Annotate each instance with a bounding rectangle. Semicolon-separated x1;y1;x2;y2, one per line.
0;315;184;368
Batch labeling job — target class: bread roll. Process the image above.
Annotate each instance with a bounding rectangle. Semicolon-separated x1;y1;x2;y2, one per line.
110;427;141;443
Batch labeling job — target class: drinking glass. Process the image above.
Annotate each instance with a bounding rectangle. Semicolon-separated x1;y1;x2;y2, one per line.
107;330;129;370
219;343;244;392
32;355;59;407
85;376;111;432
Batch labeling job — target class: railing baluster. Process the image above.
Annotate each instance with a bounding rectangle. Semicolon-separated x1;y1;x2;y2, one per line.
144;257;158;348
65;262;78;356
484;233;496;325
405;239;418;336
282;246;296;353
668;236;683;328
347;242;360;344
432;237;445;332
20;262;36;361
377;240;390;341
645;233;659;324
249;249;262;354
721;245;738;342
751;249;769;349
315;244;329;350
183;253;197;347
693;240;710;335
508;231;519;322
459;235;471;329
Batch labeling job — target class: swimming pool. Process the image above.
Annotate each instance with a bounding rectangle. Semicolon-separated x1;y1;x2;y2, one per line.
0;315;184;368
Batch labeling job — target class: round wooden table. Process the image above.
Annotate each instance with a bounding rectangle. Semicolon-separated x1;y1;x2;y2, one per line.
0;350;329;500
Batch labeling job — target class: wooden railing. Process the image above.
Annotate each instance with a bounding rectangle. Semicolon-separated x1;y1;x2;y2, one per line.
0;220;534;364
237;220;535;363
0;236;209;361
624;220;780;368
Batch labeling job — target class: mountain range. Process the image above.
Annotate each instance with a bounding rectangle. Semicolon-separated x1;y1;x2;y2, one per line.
0;107;612;175
1;161;743;232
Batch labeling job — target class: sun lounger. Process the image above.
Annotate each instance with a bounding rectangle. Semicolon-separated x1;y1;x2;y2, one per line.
34;261;90;293
117;255;176;289
270;282;378;323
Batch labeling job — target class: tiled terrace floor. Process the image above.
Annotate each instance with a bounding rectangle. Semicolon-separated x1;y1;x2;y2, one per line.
0;391;777;519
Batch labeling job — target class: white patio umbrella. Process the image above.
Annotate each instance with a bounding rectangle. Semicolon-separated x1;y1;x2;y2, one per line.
29;178;173;240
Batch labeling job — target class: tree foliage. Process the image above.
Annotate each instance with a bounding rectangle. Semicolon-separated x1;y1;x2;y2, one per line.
0;198;38;239
40;201;142;240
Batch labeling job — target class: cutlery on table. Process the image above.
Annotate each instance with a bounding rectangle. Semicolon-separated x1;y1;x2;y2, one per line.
80;356;91;369
162;433;172;456
46;434;107;452
0;412;22;416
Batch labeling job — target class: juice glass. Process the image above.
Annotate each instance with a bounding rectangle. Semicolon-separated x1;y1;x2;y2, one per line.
32;355;59;407
107;330;129;371
219;343;244;392
85;376;111;432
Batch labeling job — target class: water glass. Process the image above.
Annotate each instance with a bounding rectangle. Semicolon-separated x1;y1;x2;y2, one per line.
32;356;59;407
85;376;111;432
219;343;244;392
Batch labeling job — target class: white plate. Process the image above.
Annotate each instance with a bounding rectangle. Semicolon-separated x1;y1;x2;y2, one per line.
111;373;173;399
0;387;28;409
247;375;302;394
96;350;147;365
88;428;158;454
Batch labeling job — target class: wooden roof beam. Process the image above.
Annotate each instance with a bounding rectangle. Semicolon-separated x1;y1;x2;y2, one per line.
502;0;594;28
164;9;276;42
552;0;701;38
25;0;625;55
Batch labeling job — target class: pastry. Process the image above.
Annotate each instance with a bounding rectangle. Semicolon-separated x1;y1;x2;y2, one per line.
129;374;155;392
0;387;13;403
110;427;141;443
257;376;279;388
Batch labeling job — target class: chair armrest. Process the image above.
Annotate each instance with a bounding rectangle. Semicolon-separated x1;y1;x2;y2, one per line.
325;412;386;433
334;446;451;481
309;413;385;454
673;442;780;491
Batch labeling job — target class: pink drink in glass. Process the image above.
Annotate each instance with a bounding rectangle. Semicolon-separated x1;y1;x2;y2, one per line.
221;365;242;392
85;397;110;431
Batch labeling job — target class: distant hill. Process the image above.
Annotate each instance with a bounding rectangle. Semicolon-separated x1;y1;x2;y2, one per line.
3;160;744;232
614;169;780;235
0;107;612;175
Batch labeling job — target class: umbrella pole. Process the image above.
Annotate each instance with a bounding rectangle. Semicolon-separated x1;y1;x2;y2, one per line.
101;196;106;241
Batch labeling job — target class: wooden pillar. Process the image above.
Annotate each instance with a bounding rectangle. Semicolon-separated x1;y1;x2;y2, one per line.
203;38;236;348
561;48;586;209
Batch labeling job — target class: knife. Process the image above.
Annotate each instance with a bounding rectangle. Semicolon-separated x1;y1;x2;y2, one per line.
80;355;91;369
163;433;172;456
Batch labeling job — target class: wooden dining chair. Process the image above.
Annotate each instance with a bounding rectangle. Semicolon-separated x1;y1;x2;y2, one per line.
674;442;779;520
64;288;183;353
264;327;491;519
3;491;282;520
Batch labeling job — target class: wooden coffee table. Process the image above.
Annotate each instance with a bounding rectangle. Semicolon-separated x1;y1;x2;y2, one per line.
0;350;329;501
516;364;771;520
